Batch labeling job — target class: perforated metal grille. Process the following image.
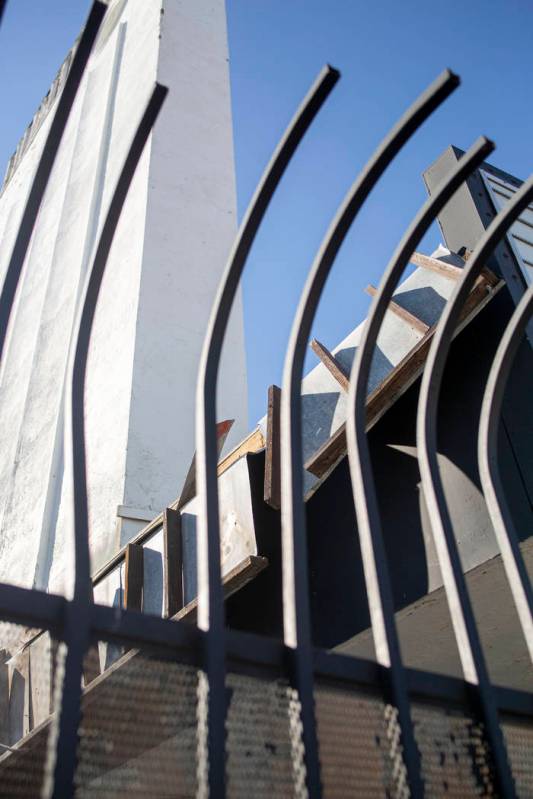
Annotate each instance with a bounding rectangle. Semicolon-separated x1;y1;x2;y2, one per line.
0;622;52;798
0;625;532;797
412;701;495;797
225;672;295;798
74;647;197;797
314;678;397;797
502;714;533;798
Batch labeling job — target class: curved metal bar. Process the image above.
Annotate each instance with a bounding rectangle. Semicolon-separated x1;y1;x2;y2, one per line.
195;66;339;798
345;134;493;791
281;69;459;799
417;173;533;798
0;1;106;364
43;85;168;799
478;283;533;661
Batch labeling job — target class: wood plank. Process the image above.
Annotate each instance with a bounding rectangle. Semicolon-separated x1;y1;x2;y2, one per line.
28;633;56;728
264;385;282;510
365;285;430;334
171;555;268;624
305;279;504;479
411;250;499;288
217;427;265;476
310;338;350;392
8;648;31;738
163;507;183;618
410;251;464;280
124;543;143;612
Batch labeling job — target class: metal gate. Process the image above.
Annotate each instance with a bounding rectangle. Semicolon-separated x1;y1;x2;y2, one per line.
0;3;531;796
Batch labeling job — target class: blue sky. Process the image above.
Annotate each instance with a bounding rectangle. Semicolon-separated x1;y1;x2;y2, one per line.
1;1;532;425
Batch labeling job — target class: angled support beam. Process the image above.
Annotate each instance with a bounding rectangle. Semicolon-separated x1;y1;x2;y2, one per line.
163;508;183;618
310;338;350;391
365;284;429;334
264;385;282;510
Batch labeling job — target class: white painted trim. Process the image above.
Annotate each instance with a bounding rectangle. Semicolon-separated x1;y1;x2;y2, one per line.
116;505;155;522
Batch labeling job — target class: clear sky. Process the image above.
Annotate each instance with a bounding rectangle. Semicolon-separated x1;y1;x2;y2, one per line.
0;1;532;426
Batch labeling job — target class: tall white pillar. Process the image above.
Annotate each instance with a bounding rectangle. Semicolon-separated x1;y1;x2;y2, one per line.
0;0;247;594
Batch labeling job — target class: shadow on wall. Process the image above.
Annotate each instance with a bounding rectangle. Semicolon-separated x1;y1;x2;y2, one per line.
301;345;394;466
307;291;533;651
393;285;447;328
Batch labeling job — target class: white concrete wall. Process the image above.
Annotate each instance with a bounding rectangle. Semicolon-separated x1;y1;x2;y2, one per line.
120;0;247;546
0;0;247;595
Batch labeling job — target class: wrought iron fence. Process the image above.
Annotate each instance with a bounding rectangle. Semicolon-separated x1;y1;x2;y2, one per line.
0;2;531;797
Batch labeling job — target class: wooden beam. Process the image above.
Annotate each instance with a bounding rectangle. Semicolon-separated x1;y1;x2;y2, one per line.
264;385;281;510
411;250;499;288
217;427;265;476
410;251;464;280
310;338;350;392
365;285;430;334
163;507;183;618
124;543;143;612
172;555;269;624
305;279;504;479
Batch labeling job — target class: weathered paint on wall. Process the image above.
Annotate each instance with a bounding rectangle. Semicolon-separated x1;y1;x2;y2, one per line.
0;0;247;595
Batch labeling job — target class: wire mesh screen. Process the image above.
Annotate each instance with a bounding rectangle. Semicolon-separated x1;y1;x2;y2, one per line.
74;644;197;798
412;700;495;797
314;677;399;797
502;713;533;798
0;624;532;797
225;671;295;797
0;622;54;798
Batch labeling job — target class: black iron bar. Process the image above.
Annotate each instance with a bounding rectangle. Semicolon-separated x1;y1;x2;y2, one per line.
194;65;338;798
345;134;493;797
281;68;459;799
43;84;168;799
0;582;530;722
478;283;533;662
0;581;66;632
417;174;533;799
0;1;106;364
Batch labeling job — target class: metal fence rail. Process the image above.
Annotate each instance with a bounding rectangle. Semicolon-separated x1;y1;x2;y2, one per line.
417;175;533;798
45;84;168;799
194;65;338;798
0;3;531;797
344;134;494;797
280;69;459;799
478;282;533;662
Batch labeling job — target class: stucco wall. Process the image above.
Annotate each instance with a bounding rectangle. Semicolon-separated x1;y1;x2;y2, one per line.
0;0;247;595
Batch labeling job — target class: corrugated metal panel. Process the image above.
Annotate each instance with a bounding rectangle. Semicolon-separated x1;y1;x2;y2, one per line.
481;170;533;283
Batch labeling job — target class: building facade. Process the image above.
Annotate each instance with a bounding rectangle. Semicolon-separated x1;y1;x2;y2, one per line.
0;0;247;596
